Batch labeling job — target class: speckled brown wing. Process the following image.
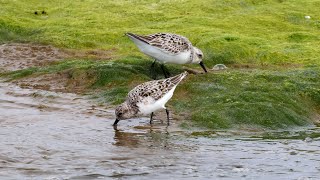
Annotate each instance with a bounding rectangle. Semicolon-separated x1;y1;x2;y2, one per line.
127;72;188;105
127;33;192;55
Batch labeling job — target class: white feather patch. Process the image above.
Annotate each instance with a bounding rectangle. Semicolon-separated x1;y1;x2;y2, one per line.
137;85;177;115
129;37;191;64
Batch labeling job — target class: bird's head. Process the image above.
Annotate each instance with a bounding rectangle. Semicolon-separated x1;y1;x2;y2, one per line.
192;47;207;73
113;102;136;126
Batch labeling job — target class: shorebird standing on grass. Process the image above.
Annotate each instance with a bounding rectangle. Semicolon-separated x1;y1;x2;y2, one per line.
113;71;188;127
126;32;207;79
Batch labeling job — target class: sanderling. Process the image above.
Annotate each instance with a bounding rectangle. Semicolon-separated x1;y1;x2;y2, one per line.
113;71;188;126
126;32;207;78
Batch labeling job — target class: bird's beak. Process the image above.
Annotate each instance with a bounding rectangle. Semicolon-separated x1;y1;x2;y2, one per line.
199;61;208;73
113;119;120;126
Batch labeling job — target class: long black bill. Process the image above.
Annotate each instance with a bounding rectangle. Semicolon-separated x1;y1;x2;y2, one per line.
113;119;120;126
199;61;208;73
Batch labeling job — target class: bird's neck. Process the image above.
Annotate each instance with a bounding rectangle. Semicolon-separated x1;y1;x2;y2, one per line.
124;101;139;114
190;47;194;62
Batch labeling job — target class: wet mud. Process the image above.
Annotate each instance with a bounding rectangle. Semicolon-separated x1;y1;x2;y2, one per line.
0;43;66;72
0;43;114;72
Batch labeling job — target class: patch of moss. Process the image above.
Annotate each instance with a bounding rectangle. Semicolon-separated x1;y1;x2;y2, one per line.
3;67;38;79
173;68;320;129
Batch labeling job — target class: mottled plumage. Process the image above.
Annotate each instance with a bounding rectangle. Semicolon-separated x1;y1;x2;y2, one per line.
128;33;192;56
128;72;185;103
113;72;188;126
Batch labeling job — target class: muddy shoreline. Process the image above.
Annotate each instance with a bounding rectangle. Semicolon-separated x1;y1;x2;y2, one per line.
0;43;115;93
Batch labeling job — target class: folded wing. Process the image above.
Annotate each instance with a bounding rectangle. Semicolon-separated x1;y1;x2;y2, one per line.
127;72;188;105
126;33;192;55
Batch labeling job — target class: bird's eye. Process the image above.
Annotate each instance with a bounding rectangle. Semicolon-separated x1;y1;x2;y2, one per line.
198;54;203;58
118;112;123;116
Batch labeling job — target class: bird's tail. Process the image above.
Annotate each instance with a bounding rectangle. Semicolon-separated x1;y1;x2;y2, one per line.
125;32;150;44
170;71;188;85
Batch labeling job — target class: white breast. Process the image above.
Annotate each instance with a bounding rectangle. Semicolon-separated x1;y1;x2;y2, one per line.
130;37;191;64
137;86;177;115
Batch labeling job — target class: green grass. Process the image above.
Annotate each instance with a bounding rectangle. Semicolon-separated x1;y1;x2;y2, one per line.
1;0;320;130
172;68;320;129
1;0;320;66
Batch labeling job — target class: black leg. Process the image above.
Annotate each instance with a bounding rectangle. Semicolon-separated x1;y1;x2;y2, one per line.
160;64;170;78
150;60;157;80
150;112;154;124
165;66;171;77
166;109;170;125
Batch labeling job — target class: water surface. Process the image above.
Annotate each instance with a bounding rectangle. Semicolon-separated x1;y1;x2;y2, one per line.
0;82;319;180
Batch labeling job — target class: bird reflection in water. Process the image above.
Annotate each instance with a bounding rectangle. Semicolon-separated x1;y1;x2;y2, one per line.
113;124;170;149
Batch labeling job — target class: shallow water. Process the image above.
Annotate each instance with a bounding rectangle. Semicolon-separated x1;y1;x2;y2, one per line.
0;82;319;180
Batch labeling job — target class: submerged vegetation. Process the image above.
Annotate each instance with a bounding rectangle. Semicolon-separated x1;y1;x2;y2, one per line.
1;0;320;129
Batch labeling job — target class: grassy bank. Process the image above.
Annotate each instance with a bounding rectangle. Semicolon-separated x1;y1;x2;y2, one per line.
174;67;320;129
2;59;319;129
1;0;320;129
1;0;320;66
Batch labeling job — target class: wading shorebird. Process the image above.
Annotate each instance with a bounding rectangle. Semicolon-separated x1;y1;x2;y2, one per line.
126;32;207;79
113;71;188;127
